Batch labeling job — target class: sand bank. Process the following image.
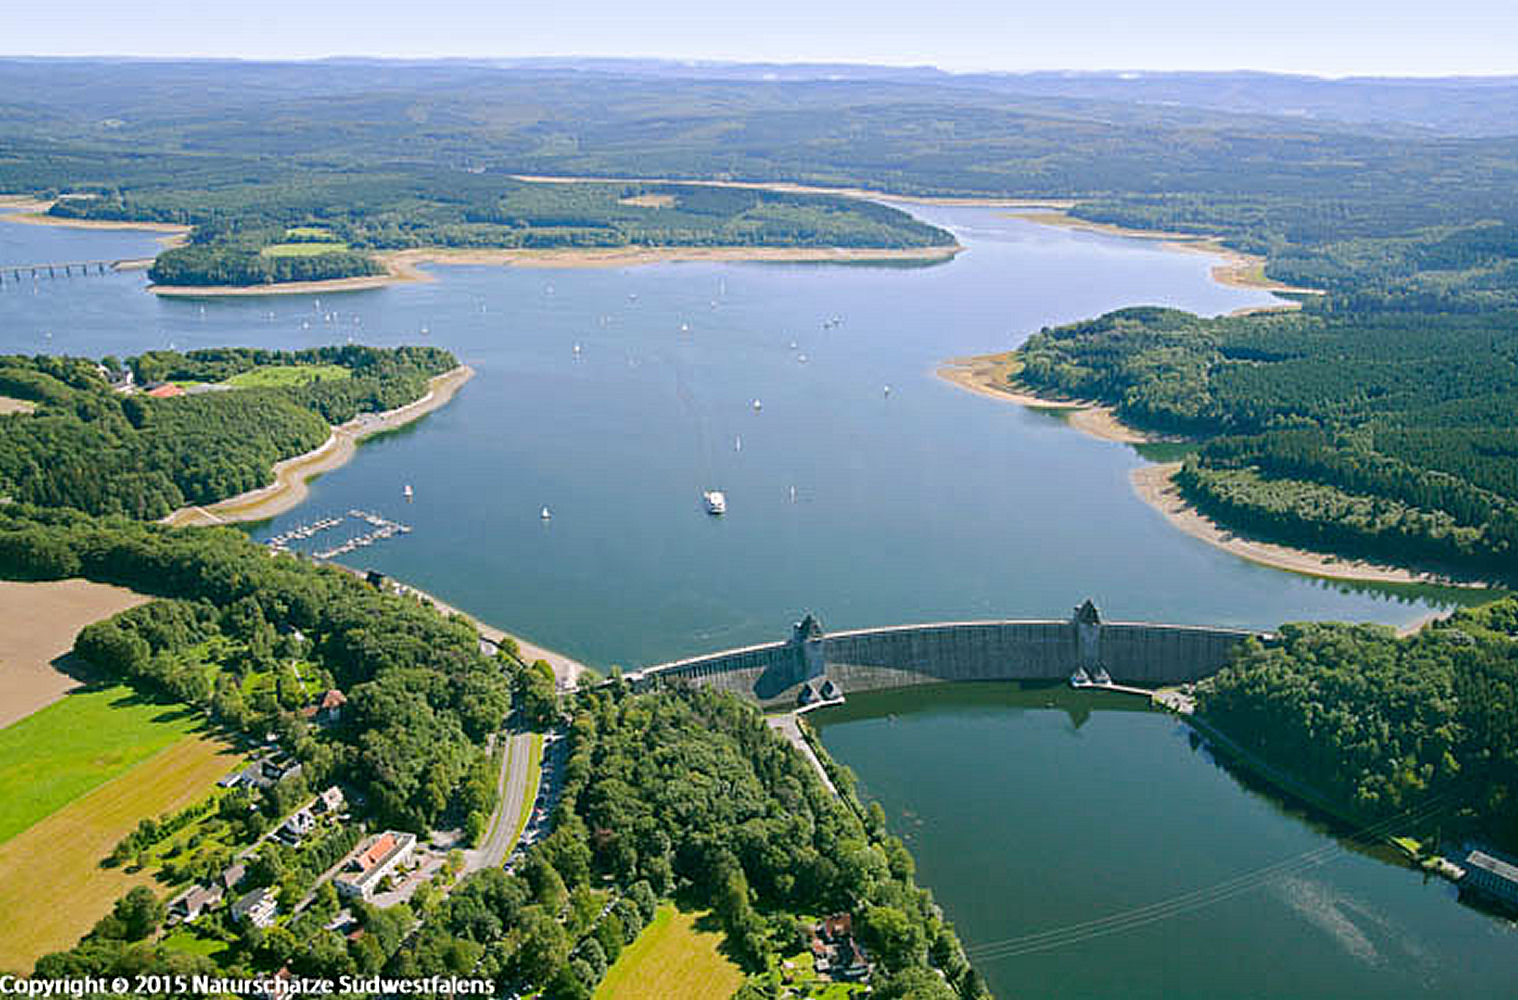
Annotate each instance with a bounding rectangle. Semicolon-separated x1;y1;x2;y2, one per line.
1130;463;1486;588
163;366;474;527
0;200;190;238
937;356;1492;588
0;579;151;729
511;173;1074;209
149;242;962;297
936;354;1155;444
1007;208;1322;300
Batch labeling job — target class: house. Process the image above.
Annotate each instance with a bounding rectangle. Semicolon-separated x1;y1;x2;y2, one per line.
811;913;872;983
300;689;346;726
334;831;417;901
1461;847;1518;909
230;887;278;928
235;756;304;790
219;862;248;892
315;786;345;815
276;808;317;845
169;883;224;923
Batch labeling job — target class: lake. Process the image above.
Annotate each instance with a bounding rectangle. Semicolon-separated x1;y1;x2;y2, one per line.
814;685;1516;999
3;203;1510;996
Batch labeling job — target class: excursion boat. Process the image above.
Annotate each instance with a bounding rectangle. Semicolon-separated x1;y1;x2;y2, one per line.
703;490;727;515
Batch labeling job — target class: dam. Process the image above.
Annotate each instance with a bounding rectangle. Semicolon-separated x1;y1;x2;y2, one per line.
626;601;1268;707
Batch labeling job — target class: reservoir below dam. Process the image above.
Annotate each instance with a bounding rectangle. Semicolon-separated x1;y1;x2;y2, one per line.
2;201;1511;997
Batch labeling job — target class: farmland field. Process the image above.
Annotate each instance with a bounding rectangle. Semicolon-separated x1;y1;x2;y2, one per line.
0;734;239;972
594;905;743;1000
0;579;150;728
0;685;212;845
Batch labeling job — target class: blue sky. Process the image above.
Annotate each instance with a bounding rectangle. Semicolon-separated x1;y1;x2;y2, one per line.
4;0;1515;76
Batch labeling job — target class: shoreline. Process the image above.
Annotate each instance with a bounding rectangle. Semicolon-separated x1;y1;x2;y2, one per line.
510;173;1074;209
162;365;474;526
937;356;1491;590
1130;463;1488;589
0;199;191;240
936;355;1156;444
374;575;590;689
147;243;963;297
1005;207;1323;302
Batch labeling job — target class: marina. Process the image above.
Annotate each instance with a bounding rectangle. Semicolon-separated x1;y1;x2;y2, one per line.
264;509;413;560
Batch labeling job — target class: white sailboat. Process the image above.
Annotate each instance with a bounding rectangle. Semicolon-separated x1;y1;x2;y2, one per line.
403;484;414;500
703;490;727;515
540;506;553;520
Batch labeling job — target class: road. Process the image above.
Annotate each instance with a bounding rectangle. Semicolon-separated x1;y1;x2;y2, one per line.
465;730;538;874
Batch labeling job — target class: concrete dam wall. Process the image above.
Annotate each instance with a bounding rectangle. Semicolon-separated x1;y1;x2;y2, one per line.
628;602;1267;708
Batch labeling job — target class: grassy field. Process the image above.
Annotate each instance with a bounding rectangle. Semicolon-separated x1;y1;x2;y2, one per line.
284;226;337;240
594;905;744;1000
0;734;240;972
224;363;352;388
0;685;211;845
261;241;352;257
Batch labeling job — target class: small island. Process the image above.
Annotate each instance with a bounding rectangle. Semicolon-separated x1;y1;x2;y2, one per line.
37;181;960;293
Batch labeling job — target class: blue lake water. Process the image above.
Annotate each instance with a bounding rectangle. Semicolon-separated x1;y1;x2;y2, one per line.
4;203;1511;997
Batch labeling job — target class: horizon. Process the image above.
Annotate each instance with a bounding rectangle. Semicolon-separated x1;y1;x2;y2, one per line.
2;0;1514;78
1;53;1516;84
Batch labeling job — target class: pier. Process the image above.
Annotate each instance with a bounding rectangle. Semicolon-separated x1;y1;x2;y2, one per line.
0;257;154;282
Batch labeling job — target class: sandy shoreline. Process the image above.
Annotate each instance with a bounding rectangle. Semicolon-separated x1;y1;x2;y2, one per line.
1007;208;1322;302
511;173;1075;209
163;366;474;526
0;199;191;239
147;243;962;297
1130;464;1487;588
938;356;1492;589
936;355;1155;444
375;576;590;688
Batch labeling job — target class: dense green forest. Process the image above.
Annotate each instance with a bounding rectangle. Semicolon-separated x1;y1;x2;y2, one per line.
0;346;454;517
1013;307;1518;581
0;501;983;996
89;178;954;286
4;60;1518;300
1197;598;1518;852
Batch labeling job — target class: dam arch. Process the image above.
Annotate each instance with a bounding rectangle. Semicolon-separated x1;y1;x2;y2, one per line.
626;601;1269;708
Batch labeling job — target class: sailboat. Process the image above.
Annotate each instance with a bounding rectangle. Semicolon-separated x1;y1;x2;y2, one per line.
540;506;553;521
403;484;414;500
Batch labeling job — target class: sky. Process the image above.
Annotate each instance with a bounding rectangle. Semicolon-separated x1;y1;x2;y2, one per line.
2;0;1516;77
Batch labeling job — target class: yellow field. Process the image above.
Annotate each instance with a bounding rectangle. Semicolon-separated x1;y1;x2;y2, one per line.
0;735;240;972
594;905;744;1000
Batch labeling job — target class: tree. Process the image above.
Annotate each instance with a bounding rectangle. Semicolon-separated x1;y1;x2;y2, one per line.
111;887;165;941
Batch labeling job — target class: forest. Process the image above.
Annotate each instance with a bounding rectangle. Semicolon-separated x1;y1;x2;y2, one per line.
96;179;953;286
1197;598;1518;853
0;497;983;997
0;346;455;517
1013;307;1518;581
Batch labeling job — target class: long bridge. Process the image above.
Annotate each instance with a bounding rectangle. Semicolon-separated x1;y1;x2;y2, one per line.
625;600;1269;708
1;258;154;282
